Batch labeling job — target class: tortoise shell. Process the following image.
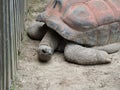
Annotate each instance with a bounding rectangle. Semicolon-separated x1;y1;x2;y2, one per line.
36;0;120;46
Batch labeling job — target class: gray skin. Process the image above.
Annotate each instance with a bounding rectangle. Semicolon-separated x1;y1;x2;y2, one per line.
27;22;61;61
27;22;47;40
37;28;61;62
27;22;120;65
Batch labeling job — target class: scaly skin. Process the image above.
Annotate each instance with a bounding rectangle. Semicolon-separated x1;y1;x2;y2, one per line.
27;22;62;62
37;27;61;62
28;0;120;65
64;43;111;65
27;22;120;65
27;22;47;40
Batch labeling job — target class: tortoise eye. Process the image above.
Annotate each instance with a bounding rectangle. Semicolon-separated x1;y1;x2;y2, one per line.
53;0;63;12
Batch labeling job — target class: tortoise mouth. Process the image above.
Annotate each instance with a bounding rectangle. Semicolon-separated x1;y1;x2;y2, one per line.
36;12;47;22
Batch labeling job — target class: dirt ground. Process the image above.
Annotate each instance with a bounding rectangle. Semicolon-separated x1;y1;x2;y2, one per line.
16;0;120;90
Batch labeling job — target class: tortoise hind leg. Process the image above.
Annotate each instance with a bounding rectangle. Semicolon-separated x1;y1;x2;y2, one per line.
38;28;61;62
93;43;120;54
64;43;111;65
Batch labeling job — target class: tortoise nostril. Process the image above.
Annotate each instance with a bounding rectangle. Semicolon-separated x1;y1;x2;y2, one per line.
42;49;47;54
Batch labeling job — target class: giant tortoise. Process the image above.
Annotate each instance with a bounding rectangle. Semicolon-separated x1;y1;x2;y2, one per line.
27;0;120;65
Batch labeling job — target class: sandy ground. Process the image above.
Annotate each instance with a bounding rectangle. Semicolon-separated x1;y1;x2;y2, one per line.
16;0;120;90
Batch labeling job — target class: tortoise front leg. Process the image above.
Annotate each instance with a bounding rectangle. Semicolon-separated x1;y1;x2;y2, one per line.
64;43;111;65
27;22;47;40
38;28;61;62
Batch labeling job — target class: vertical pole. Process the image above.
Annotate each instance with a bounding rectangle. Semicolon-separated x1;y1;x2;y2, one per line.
0;0;25;89
0;0;3;90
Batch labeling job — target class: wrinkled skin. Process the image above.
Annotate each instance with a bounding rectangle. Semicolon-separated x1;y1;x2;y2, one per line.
27;21;120;65
27;0;120;65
